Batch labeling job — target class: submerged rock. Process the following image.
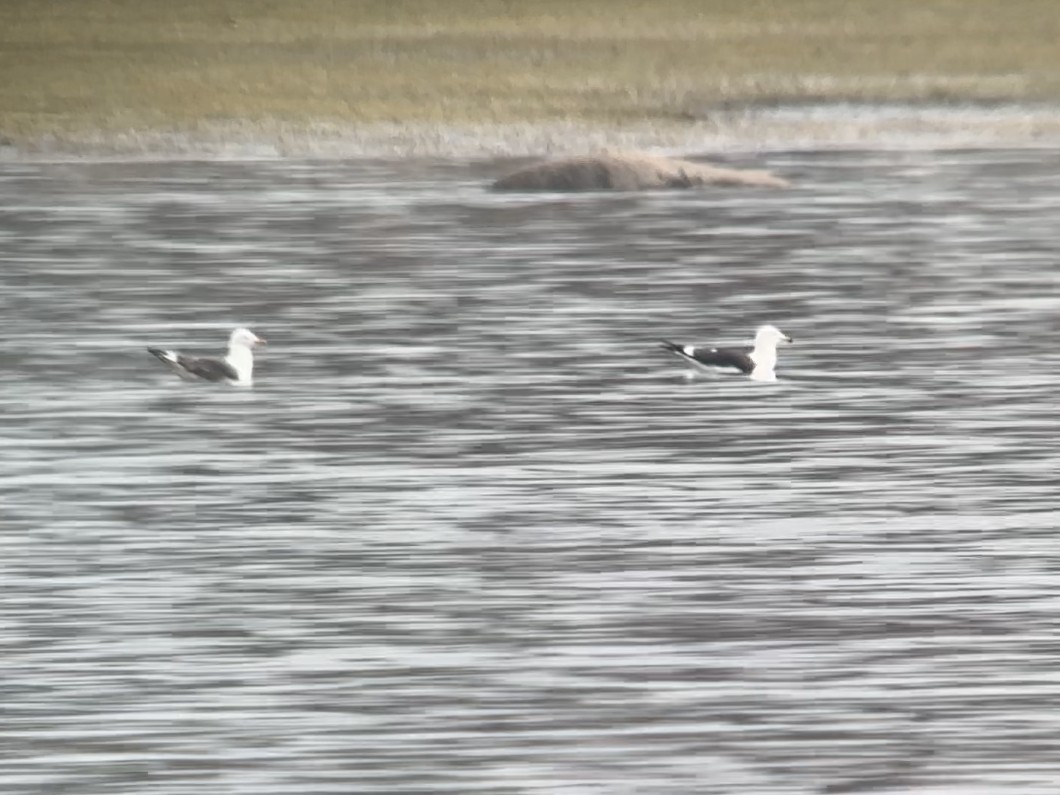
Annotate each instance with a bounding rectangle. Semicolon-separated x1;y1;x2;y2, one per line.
491;151;789;192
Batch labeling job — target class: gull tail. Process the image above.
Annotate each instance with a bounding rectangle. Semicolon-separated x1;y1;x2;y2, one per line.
147;347;177;365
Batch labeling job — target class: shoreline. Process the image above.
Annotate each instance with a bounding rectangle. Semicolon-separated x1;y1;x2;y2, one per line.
6;0;1058;161
5;105;1060;162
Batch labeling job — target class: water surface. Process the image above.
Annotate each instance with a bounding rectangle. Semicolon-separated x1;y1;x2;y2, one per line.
2;150;1060;794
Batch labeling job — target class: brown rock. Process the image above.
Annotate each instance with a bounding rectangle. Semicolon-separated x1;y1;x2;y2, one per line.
491;152;789;192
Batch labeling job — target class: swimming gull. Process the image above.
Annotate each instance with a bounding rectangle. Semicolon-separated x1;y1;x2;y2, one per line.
148;327;266;385
659;324;792;382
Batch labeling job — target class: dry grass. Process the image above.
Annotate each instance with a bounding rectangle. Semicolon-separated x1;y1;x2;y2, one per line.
2;0;1058;142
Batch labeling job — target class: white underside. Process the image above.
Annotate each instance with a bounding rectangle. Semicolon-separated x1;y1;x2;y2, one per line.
748;347;777;382
683;363;776;381
224;345;254;383
686;361;744;375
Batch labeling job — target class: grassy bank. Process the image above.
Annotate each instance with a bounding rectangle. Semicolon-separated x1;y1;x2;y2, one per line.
2;0;1059;148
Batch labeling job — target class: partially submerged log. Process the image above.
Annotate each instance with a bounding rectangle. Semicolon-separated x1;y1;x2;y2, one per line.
491;152;789;192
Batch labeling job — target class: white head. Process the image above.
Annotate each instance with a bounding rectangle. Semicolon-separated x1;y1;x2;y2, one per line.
228;327;266;350
754;324;793;348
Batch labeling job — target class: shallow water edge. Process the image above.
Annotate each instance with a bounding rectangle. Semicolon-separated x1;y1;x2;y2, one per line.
6;104;1060;161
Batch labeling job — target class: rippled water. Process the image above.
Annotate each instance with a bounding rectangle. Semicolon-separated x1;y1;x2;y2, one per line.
2;150;1060;794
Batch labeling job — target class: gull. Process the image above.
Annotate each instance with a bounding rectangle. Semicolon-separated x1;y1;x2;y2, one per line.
659;324;792;382
148;327;266;385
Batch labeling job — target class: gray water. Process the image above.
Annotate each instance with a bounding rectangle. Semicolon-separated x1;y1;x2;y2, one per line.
2;150;1060;795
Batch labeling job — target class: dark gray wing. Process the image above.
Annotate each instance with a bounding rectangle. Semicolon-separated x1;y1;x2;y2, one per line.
659;340;754;374
688;346;755;373
176;355;238;381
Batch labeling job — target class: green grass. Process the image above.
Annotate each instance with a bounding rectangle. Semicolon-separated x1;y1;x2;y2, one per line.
2;0;1059;142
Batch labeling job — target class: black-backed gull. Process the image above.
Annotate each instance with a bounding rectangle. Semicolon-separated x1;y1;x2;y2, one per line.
148;327;265;385
659;324;792;382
